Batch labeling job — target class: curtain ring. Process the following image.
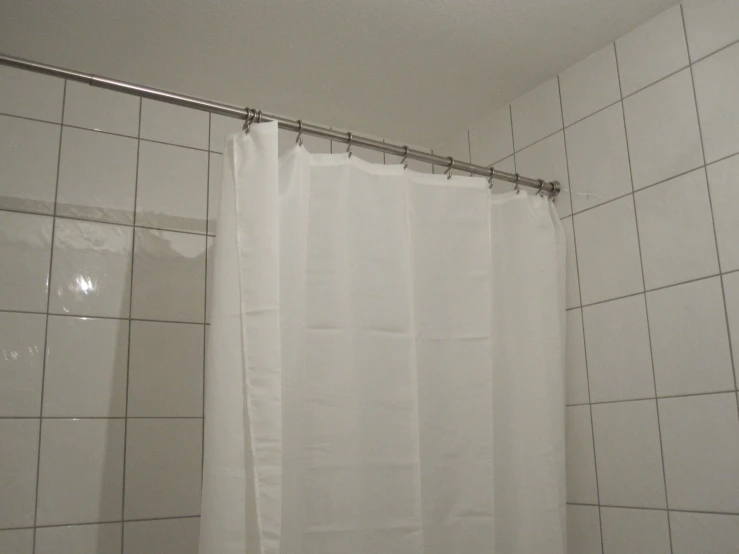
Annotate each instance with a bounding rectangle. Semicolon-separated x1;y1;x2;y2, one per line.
445;157;454;180
296;120;304;146
346;132;353;158
401;146;409;170
488;167;495;190
243;108;255;133
514;173;521;194
537;179;545;197
256;110;263;123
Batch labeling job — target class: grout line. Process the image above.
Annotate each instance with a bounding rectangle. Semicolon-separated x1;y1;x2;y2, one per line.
1;514;201;533
31;79;67;554
566;502;739;517
0;416;205;420
201;116;211;484
565;388;739;408
0;308;208;325
120;95;143;554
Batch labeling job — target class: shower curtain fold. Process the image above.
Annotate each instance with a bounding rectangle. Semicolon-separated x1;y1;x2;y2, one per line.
200;121;566;554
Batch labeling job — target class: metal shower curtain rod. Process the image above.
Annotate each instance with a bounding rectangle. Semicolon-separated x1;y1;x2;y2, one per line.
0;53;560;196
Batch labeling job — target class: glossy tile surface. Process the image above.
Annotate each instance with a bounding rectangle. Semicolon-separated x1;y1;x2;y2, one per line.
560;44;620;126
63;81;140;137
123;517;200;554
0;311;45;416
140;99;209;150
0;419;39;528
35;523;122;554
0;65;64;122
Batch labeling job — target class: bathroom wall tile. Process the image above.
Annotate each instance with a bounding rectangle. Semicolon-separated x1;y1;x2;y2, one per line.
560;44;621;126
468;105;513;165
35;523;122;554
616;6;689;96
208;153;222;235
725;271;739;361
515;131;571;217
635;170;719;289
0;115;60;214
0;528;33;553
565;309;589;405
683;0;739;61
49;219;133;318
0;312;45;416
140;99;209;150
567;504;602;554
707;153;739;272
64;81;139;137
572;196;643;305
583;295;654;403
136;141;208;233
623;69;703;189
511;78;562;150
37;419;124;526
128;321;204;417
693;42;739;163
43;316;129;417
131;228;206;323
0;65;64;122
0;419;39;528
565;405;599;504
591;400;666;508
124;418;203;520
659;393;739;512
123;517;200;554
205;236;214;324
561;217;580;309
647;277;733;396
210;114;244;153
0;211;52;312
565;103;632;212
670;511;739;554
600;507;670;554
57;127;138;224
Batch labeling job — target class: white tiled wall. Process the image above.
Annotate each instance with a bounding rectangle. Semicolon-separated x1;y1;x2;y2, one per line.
436;1;739;552
0;62;433;553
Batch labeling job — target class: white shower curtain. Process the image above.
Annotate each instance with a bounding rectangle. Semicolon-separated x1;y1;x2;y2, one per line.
200;121;567;554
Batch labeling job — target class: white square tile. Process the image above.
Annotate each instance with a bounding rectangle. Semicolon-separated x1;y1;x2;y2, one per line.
64;81;140;137
210;114;244;153
205;236;214;324
0;211;52;312
208;153;222;235
136;141;208;232
468;105;514;165
511;78;562;150
600;507;670;554
0;312;45;416
647;277;733;396
616;5;690;96
0;115;60;214
0;529;33;553
124;418;203;519
0;419;38;528
131;229;206;323
140;99;209;150
37;418;124;526
562;218;580;309
566;309;589;405
57;127;138;224
670;511;739;554
693;42;739;163
49;219;133;318
725;271;739;361
560;44;621;126
43;316;129;417
592;400;666;508
128;321;203;417
565;103;632;212
707;154;739;272
123;517;200;554
0;65;64;122
434;128;470;171
573;196;643;305
635;169;719;289
35;523;122;554
683;0;739;61
583;295;655;403
567;504;602;554
566;405;599;504
659;392;739;512
623;69;703;189
515;131;571;217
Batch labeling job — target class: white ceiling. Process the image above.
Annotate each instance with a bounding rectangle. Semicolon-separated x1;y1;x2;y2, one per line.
1;0;680;145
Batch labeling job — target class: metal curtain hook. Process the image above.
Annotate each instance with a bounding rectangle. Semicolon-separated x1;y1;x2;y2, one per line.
445;157;454;180
514;173;521;194
243;108;255;133
488;167;495;190
346;132;353;157
537;179;545;197
402;146;409;170
296;120;304;146
256;110;263;123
